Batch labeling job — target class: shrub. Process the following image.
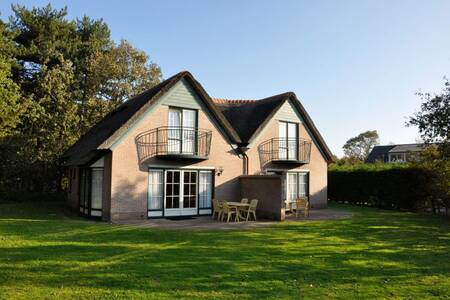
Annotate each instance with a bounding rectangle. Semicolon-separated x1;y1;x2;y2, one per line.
328;163;432;211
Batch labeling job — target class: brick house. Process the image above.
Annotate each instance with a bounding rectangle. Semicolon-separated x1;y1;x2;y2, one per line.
62;71;333;221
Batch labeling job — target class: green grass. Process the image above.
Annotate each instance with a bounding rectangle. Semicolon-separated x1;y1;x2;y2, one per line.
0;202;449;299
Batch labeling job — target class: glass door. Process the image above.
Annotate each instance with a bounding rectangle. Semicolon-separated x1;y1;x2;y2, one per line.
182;109;196;154
168;108;197;155
168;109;182;153
164;170;198;216
279;121;298;160
79;168;103;218
279;122;287;159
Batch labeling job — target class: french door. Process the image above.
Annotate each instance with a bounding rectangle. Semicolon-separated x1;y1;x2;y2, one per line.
279;121;298;160
168;108;197;154
148;169;213;217
164;170;197;216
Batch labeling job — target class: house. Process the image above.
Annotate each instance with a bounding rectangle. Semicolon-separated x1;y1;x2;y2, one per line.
366;143;426;163
62;71;333;221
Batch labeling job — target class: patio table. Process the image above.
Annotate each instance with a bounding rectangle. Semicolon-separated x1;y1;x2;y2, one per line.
227;202;250;221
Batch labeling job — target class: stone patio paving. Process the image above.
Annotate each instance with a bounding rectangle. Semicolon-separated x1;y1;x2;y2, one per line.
114;208;353;230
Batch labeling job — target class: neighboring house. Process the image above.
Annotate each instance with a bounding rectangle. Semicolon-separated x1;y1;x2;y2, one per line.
62;71;333;221
366;143;426;163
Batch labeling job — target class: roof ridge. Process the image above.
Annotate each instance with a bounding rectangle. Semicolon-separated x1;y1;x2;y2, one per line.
212;98;257;104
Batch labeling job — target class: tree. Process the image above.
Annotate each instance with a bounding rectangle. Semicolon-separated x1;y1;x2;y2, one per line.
408;79;450;215
0;20;22;138
0;4;162;198
82;39;161;131
342;130;379;161
407;79;450;156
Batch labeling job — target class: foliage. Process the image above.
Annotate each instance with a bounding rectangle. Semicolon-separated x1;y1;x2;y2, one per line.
0;201;449;298
412;146;450;213
328;163;434;212
0;19;22;138
408;79;450;148
0;4;162;198
342;130;379;161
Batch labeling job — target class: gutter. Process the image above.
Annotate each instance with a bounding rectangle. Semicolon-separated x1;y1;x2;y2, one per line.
236;143;250;175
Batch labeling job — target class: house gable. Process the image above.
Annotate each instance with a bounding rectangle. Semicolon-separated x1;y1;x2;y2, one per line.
274;99;302;123
249;96;332;162
110;78;237;150
160;78;202;109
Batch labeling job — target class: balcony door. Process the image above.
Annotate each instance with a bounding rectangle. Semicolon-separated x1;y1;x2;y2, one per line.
168;108;197;155
279;121;298;160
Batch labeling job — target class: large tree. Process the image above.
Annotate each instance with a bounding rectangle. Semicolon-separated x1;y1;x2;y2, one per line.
342;130;379;161
408;79;450;214
408;79;450;156
0;18;22;138
0;4;162;197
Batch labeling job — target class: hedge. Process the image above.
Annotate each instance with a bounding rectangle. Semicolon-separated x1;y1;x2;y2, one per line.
328;163;432;211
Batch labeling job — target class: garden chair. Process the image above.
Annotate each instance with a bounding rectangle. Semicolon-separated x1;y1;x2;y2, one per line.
294;197;309;218
221;201;238;222
241;198;248;204
212;199;223;220
244;199;258;221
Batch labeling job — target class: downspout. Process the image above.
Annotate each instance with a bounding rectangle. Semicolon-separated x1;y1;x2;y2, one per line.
236;143;250;175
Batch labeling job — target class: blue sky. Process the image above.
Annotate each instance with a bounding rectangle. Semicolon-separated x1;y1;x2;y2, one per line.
2;0;450;156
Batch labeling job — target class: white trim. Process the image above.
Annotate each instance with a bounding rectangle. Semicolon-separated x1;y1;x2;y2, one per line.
147;165;215;170
90;157;104;167
90;210;102;217
199;209;212;215
148;211;163;217
265;168;310;173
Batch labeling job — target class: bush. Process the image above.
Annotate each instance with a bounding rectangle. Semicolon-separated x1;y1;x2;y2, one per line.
328;163;432;211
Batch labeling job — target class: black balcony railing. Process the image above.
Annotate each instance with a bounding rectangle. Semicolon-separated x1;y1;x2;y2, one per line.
258;138;311;166
136;126;212;162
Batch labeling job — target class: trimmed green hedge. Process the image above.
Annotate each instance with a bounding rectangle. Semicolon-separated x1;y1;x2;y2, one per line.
328;163;431;210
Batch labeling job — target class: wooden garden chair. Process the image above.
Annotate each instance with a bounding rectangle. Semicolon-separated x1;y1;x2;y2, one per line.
243;199;258;221
294;197;309;218
212;199;223;220
221;201;238;222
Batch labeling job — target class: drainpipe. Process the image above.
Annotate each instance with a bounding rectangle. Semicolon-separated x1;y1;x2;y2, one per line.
236;144;250;175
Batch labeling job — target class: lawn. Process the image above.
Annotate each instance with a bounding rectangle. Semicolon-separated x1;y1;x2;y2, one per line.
0;202;449;299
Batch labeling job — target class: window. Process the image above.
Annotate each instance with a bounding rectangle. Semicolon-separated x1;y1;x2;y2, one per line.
286;172;309;202
199;171;212;209
79;168;103;217
279;121;298;160
91;169;103;210
148;170;163;210
389;153;406;163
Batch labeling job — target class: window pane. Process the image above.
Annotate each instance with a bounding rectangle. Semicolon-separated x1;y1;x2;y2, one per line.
148;170;163;210
173;196;179;208
91;169;103;210
199;172;212;208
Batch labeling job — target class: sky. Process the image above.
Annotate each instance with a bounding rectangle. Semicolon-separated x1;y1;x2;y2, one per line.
1;0;450;156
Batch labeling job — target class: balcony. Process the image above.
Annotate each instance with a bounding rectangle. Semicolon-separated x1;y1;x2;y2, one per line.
136;126;212;162
258;138;311;166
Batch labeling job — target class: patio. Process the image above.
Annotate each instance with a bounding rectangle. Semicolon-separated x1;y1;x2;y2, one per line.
114;207;353;230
